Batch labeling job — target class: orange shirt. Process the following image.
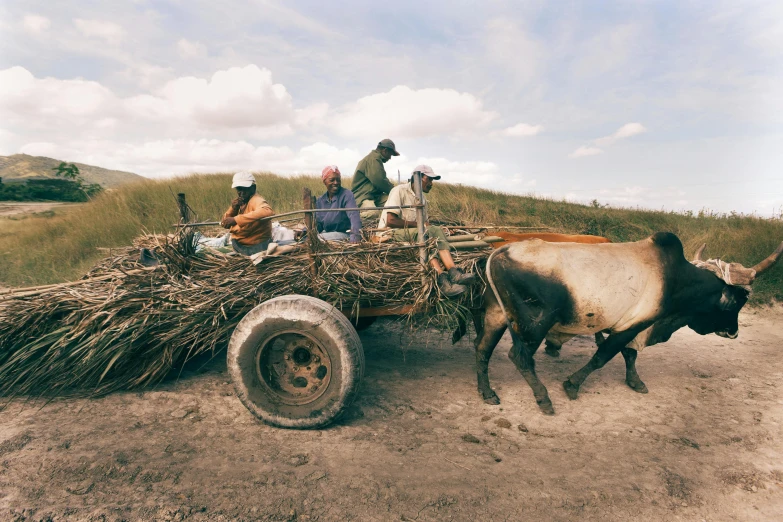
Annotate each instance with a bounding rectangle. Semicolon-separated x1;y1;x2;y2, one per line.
223;194;274;246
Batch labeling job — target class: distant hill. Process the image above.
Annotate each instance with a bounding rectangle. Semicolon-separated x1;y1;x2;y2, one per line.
0;154;144;188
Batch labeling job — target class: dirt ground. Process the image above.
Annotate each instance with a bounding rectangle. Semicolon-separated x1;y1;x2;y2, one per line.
1;306;782;522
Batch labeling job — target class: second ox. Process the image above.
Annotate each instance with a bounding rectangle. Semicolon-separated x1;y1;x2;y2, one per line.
473;232;782;415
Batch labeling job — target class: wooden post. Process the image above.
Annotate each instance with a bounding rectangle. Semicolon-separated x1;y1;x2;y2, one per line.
177;193;190;223
303;188;318;282
412;171;427;267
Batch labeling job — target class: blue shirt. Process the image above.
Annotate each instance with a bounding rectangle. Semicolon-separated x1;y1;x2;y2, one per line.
315;187;362;243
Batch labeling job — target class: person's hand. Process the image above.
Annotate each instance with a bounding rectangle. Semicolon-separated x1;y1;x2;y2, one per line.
230;197;243;210
221;216;237;228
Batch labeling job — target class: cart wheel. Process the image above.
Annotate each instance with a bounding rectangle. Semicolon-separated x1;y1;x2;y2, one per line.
228;295;364;429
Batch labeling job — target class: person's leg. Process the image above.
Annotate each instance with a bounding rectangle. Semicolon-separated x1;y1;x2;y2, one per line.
231;238;271;256
391;228;465;297
318;231;350;241
426;226;476;285
359;198;381;219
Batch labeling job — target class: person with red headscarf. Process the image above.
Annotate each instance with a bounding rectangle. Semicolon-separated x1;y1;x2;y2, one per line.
315;165;362;243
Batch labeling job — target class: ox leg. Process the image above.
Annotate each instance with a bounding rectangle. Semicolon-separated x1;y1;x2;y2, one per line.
563;330;637;400
621;347;648;393
544;340;561;358
474;298;506;405
509;331;555;415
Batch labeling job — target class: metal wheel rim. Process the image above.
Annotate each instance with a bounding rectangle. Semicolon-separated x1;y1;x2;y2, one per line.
254;330;333;406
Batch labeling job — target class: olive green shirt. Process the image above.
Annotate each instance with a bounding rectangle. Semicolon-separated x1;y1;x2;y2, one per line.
351;149;394;206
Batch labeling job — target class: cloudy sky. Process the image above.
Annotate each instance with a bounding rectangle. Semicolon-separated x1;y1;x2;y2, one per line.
1;0;782;214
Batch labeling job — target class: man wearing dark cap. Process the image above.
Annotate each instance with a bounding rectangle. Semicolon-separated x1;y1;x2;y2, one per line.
352;138;399;218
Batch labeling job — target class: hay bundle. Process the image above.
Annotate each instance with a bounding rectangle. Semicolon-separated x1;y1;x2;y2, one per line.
0;234;487;399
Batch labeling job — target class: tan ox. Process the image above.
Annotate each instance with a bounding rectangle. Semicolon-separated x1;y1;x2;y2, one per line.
489;231;610;249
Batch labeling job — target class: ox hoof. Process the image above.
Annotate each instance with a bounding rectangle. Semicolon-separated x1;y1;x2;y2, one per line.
537;399;555;415
563;380;580;400
481;390;500;405
626;379;649;394
544;346;560;358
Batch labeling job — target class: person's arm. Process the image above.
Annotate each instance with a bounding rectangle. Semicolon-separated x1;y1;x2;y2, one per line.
221;198;242;228
366;157;394;193
234;198;273;226
343;190;362;243
385;211;418;229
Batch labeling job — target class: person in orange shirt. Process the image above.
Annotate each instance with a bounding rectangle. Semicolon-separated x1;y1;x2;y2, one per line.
220;171;275;255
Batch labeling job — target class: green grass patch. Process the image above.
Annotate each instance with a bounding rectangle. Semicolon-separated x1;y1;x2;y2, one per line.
1;172;781;303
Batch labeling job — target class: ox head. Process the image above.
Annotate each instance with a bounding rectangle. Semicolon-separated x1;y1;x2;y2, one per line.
687;241;783;339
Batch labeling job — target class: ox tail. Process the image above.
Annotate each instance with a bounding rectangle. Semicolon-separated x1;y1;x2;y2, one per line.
485;247;510;324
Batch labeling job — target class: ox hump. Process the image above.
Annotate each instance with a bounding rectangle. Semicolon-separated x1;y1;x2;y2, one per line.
650;232;685;259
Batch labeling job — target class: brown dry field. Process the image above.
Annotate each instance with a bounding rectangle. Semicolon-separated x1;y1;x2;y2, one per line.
1;306;782;522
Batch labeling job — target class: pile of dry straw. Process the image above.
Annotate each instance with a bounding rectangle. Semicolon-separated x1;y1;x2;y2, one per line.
0;231;488;400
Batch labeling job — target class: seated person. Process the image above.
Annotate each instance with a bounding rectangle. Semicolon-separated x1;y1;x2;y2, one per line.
377;165;475;297
316;165;361;244
220;171;275;256
352;138;399;218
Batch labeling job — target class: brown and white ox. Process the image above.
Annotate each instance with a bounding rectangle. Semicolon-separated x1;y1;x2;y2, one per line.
474;232;782;415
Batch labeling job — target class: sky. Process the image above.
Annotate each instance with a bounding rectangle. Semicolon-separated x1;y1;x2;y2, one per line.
1;0;782;215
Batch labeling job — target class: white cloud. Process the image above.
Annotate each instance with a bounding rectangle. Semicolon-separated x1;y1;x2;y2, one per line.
127;65;294;129
394;157;534;191
0;129;17;156
501;123;543;137
484;18;540;85
0;67;118;126
0;65;305;145
594;122;647;146
570;24;642;79
73;19;126;46
331;86;497;139
569;146;604;158
177;38;207;59
18;139;363;178
23;15;50;34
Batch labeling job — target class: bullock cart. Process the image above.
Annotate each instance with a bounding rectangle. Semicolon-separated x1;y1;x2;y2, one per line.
178;173;487;430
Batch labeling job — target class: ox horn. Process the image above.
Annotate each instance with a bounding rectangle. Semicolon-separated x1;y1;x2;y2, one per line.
751;241;783;276
692;243;707;262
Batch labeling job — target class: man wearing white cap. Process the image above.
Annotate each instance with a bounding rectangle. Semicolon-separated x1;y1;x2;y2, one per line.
378;165;476;297
220;171;275;255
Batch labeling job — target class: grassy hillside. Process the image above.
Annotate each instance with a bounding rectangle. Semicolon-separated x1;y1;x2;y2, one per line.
1;172;781;302
0;154;143;188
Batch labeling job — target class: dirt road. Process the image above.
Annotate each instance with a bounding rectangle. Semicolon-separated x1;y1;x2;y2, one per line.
0;202;79;217
1;307;782;521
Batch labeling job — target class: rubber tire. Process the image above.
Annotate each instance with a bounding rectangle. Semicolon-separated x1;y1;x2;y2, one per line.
228;295;364;429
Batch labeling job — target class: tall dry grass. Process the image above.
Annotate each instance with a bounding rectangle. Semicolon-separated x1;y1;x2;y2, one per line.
1;172;782;302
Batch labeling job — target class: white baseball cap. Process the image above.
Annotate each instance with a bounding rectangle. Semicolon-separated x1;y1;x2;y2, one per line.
412;164;441;180
232;171;256;188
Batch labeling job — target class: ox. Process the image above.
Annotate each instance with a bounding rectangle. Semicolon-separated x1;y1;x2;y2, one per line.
489;233;612;357
451;232;611;348
475;232;783;415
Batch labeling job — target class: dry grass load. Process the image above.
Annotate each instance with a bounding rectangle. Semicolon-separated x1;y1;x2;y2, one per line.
0;232;486;401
